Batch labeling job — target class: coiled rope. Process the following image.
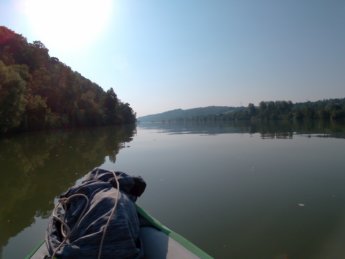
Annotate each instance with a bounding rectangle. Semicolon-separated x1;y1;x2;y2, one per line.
50;171;120;259
97;171;120;259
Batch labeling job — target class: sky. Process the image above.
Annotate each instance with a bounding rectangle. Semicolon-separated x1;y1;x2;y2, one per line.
1;0;345;116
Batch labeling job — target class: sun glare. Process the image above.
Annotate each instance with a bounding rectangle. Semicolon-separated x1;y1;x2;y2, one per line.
23;0;113;51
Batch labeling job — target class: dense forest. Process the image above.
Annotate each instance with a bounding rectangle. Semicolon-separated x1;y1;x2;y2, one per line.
0;26;136;134
139;99;345;123
227;99;345;122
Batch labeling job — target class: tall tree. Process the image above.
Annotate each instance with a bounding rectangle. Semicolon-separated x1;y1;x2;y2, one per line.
103;88;120;124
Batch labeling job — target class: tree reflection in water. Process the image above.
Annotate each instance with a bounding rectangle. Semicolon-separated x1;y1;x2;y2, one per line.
0;125;136;253
139;120;345;139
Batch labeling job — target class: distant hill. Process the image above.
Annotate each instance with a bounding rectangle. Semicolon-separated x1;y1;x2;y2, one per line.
138;106;240;122
139;98;345;123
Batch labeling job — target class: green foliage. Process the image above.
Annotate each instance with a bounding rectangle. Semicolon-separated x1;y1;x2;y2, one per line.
104;88;120;124
232;99;345;122
0;61;27;133
0;26;136;134
119;102;136;124
24;94;48;130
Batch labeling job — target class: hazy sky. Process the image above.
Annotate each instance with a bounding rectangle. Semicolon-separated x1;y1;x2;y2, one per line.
1;0;345;116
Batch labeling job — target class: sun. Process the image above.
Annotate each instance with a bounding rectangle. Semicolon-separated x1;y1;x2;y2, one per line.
23;0;113;52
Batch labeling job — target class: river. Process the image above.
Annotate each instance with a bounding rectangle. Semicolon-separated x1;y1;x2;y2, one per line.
1;121;345;258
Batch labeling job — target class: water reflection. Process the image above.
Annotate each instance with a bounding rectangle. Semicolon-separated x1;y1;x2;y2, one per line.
0;125;135;255
2;121;345;258
139;120;345;139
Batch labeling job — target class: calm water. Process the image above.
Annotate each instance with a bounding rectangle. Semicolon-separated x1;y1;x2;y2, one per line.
1;121;345;258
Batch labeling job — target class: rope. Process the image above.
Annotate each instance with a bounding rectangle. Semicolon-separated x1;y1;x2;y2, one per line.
97;171;120;259
49;171;120;259
51;193;90;258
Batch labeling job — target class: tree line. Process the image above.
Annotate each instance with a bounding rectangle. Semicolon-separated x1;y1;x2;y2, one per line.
0;26;136;134
228;99;345;122
143;99;345;123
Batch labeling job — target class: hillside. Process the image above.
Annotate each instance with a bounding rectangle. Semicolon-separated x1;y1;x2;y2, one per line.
0;26;136;134
138;106;239;122
139;99;345;123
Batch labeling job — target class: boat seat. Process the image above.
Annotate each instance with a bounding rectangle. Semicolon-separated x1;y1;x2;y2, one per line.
140;227;199;259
